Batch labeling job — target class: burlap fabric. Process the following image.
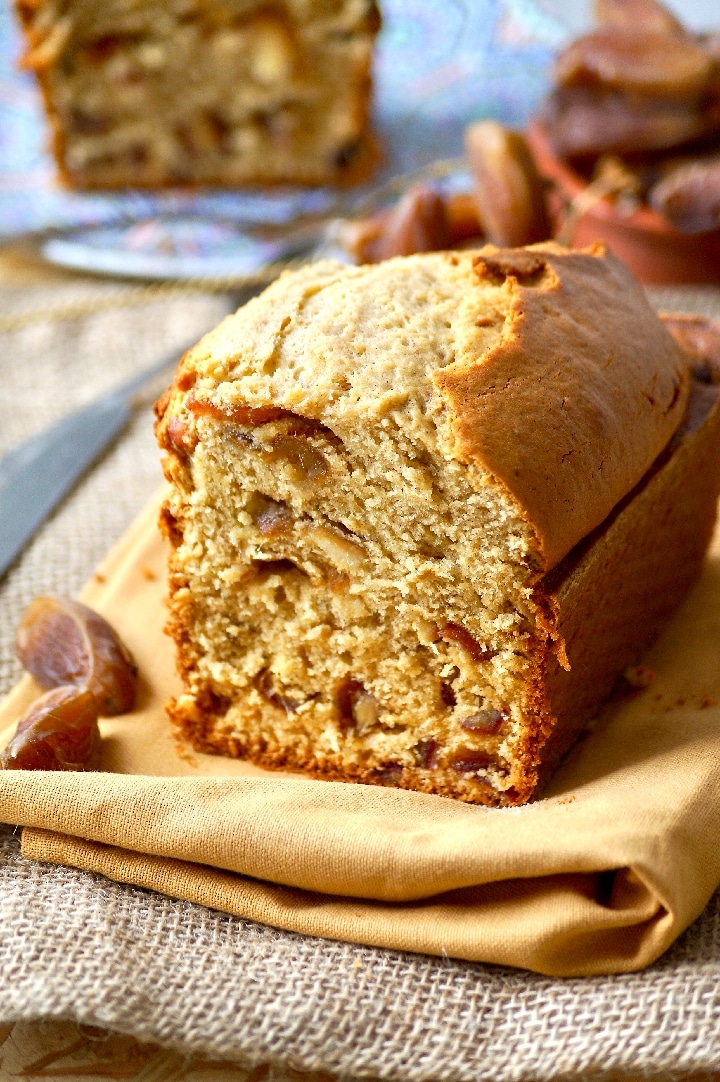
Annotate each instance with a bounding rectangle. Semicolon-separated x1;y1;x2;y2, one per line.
3;281;720;1079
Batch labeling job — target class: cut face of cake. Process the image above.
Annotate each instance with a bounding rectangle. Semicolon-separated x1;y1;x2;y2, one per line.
14;0;379;188
155;243;720;805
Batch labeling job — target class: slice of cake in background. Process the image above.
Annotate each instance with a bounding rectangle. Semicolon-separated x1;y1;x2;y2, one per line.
154;243;720;806
14;0;380;188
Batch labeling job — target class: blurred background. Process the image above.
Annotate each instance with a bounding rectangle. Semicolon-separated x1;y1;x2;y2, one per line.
0;0;718;277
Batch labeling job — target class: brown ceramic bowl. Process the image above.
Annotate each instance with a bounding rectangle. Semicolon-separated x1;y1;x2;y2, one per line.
526;119;720;286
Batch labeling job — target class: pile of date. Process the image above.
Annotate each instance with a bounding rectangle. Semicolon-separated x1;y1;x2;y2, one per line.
541;0;720;233
1;597;137;771
344;0;720;263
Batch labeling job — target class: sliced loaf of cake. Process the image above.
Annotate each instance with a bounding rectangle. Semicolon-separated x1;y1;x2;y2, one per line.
155;243;720;805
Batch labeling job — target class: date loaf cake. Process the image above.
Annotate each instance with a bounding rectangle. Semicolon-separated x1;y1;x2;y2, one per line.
155;242;720;805
14;0;379;188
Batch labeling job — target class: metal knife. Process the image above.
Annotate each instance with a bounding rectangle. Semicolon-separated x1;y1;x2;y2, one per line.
0;341;191;580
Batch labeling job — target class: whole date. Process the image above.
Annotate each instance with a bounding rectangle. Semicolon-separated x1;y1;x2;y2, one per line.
15;595;138;715
0;687;101;771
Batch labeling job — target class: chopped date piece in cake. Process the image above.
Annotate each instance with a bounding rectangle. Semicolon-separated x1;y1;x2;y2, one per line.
336;677;381;735
440;623;495;664
250;495;295;538
187;395;290;427
373;762;404;785
256;670;301;715
460;709;507;735
449;750;494;775
412;738;439;769
440;679;458;708
264;436;330;484
165;416;197;459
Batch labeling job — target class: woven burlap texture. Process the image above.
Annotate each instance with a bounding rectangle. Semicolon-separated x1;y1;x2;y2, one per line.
2;282;720;1080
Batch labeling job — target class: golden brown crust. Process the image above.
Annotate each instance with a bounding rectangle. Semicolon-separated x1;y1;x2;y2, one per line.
433;243;689;570
528;360;720;789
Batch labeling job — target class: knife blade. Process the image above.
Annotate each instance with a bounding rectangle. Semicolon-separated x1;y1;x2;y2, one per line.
0;341;191;580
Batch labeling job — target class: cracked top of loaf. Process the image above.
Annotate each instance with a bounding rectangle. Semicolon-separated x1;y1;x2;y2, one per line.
161;242;689;570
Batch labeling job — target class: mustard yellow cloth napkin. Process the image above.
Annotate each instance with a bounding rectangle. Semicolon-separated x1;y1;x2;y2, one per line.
1;491;720;978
